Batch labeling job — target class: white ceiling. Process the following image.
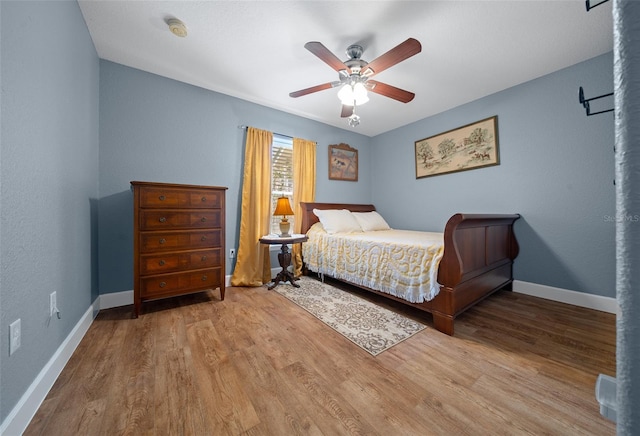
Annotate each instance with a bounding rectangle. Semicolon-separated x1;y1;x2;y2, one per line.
78;0;613;137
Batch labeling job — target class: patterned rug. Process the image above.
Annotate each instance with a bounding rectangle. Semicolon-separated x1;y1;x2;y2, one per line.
274;276;426;356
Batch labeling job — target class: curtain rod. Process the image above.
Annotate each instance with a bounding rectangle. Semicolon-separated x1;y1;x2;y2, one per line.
237;125;293;140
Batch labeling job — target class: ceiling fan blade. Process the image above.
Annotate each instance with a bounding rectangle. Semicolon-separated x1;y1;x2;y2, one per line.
362;38;421;77
289;82;336;98
304;41;350;74
367;80;415;103
341;104;354;118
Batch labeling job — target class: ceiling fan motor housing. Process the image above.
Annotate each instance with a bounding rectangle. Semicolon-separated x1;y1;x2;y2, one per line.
346;44;364;60
344;45;368;75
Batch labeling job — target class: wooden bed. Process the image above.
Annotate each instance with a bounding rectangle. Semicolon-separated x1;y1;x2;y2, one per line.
300;202;520;335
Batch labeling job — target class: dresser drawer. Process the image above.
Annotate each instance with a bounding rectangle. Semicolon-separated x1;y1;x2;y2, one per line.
139;187;223;209
140;249;222;275
140;229;221;253
141;268;222;299
140;210;221;230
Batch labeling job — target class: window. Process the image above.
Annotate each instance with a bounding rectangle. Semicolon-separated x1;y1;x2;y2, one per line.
271;135;293;234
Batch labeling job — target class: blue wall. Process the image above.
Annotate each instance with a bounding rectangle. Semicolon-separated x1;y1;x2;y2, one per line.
371;52;615;298
98;61;372;295
0;0;99;423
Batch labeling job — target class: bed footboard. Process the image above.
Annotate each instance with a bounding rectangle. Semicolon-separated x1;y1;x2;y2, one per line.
431;213;521;333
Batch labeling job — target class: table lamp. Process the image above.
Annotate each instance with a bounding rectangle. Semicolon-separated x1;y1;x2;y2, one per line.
273;196;294;237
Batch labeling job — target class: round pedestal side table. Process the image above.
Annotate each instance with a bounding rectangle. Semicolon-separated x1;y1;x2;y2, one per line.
259;234;308;290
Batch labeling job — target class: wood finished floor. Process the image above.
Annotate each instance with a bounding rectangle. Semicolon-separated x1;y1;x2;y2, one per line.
25;281;616;435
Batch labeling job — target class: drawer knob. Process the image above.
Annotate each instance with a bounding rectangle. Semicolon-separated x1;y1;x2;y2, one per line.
201;217;207;222
159;217;167;223
159;260;165;266
159;238;166;244
159;195;166;201
201;275;208;281
159;281;167;288
201;236;207;241
201;256;207;261
201;196;206;202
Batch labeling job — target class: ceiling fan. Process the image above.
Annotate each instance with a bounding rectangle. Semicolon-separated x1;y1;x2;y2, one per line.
289;38;422;126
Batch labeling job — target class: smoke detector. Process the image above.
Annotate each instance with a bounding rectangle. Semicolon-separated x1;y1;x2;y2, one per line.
167;18;187;38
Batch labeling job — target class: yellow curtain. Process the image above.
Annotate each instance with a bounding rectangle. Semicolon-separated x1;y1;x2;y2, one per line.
230;127;273;287
292;137;317;276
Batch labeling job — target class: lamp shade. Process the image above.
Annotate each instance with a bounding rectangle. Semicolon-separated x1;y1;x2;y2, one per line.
274;196;294;216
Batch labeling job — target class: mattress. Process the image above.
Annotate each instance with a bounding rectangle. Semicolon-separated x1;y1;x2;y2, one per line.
302;223;444;302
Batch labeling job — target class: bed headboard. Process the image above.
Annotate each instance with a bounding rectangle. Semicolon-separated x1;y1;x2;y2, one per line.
300;202;376;234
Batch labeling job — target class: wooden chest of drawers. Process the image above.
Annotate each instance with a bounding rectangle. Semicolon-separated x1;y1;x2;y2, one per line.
131;181;227;317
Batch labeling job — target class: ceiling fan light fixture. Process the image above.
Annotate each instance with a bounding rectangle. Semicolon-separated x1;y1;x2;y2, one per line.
338;82;369;106
353;82;369;103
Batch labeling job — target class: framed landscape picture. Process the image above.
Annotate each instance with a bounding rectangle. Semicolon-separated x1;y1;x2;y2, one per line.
329;143;358;181
415;116;499;179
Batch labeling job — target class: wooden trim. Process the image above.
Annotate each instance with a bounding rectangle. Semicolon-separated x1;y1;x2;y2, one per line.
130;181;228;191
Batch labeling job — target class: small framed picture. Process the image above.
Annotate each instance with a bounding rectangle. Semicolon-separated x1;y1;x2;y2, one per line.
329;143;358;182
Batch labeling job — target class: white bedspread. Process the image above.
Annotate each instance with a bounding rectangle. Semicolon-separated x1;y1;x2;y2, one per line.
302;223;444;303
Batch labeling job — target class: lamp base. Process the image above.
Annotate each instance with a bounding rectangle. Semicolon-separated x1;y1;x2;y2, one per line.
279;219;291;237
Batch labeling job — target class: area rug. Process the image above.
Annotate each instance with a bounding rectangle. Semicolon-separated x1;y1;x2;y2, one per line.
274;277;426;356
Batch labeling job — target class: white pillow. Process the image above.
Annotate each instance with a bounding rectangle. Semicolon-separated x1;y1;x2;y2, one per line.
312;209;363;234
352;211;391;231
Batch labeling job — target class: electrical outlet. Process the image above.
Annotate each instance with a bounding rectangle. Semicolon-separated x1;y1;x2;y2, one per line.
10;319;21;355
50;291;57;317
229;248;236;258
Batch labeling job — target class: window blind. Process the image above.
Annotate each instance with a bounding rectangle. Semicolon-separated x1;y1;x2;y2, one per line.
271;135;294;234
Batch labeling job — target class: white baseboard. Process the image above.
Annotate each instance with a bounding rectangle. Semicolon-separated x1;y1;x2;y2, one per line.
0;300;99;436
513;280;618;314
98;289;133;310
99;275;234;310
